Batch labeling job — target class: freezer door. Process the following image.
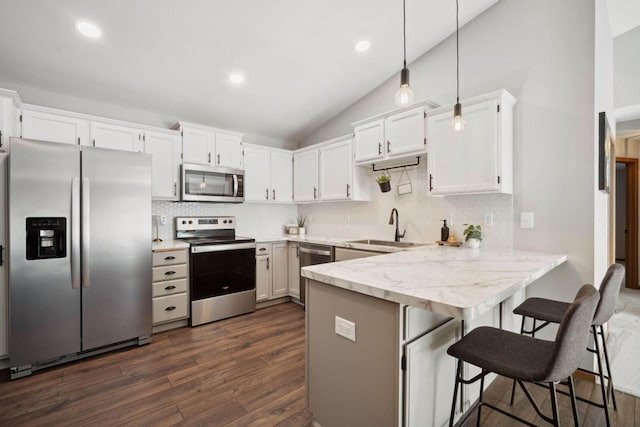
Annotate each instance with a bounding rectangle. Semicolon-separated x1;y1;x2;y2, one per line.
9;139;81;367
81;147;152;350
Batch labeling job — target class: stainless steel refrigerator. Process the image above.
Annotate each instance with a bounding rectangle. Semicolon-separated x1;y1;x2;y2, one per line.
8;138;152;378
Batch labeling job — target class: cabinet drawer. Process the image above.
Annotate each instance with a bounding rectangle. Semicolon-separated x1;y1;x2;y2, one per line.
153;293;188;324
152;278;188;297
256;243;271;255
404;306;452;342
152;264;187;282
152;249;187;267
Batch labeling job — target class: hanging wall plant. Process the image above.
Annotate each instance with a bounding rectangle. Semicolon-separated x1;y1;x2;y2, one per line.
376;172;391;193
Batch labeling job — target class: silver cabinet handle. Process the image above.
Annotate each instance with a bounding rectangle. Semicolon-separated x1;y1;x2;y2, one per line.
314;187;317;199
164;256;176;260
173;182;177;196
259;247;267;252
81;178;90;288
165;285;176;290
71;177;81;289
296;245;299;258
378;142;382;155
0;130;3;148
164;271;176;276
346;184;350;198
165;306;176;311
217;154;221;164
208;152;212;163
387;141;391;153
429;174;433;191
222;285;230;290
265;188;269;200
272;189;276;200
266;257;269;270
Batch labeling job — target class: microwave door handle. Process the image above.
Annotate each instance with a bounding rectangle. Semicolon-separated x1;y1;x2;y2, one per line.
71;177;81;289
233;174;239;197
81;178;90;288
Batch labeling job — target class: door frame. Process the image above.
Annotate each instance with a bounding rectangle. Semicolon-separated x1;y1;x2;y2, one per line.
616;157;639;289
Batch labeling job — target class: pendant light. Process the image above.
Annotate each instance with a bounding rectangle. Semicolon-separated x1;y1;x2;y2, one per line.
451;0;465;131
395;0;414;107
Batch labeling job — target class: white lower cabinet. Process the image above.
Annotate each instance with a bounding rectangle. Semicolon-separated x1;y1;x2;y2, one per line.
151;248;189;327
255;242;289;302
287;242;300;299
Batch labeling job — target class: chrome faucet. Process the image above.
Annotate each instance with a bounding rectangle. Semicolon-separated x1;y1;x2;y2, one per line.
388;208;406;242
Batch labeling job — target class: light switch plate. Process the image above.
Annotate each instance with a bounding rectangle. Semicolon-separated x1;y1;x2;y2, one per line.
484;213;494;227
520;212;534;229
335;316;356;342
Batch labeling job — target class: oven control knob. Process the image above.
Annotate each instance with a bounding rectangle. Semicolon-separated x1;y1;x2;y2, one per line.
188;220;193;224
223;220;228;224
182;220;186;224
229;219;233;223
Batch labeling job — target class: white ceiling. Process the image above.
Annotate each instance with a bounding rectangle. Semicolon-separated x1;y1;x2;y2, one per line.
0;0;497;142
607;0;640;36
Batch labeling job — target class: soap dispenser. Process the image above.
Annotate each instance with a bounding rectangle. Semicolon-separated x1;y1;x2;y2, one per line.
440;220;450;241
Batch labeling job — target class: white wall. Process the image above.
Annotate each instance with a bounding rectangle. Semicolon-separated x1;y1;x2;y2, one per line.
614;26;640;109
0;80;296;150
300;0;602;304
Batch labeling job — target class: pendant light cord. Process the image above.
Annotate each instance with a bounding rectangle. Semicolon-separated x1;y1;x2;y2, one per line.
456;0;460;104
403;0;407;68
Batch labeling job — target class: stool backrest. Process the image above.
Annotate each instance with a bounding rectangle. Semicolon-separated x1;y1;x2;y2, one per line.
593;263;625;325
542;284;600;382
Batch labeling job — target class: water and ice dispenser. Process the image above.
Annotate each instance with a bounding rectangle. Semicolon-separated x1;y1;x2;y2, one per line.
25;217;66;260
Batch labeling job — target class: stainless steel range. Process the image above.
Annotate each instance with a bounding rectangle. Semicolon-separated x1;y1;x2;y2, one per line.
176;216;256;326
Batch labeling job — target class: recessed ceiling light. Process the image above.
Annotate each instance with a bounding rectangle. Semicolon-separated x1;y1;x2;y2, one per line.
354;40;371;53
75;21;101;38
229;74;245;85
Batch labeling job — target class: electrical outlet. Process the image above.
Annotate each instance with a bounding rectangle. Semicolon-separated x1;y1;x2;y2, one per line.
335;316;356;342
520;212;534;229
160;215;167;225
346;214;351;224
484;213;494;227
449;213;454;226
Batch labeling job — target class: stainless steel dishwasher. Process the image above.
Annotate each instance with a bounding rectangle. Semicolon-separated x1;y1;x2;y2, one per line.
299;243;334;305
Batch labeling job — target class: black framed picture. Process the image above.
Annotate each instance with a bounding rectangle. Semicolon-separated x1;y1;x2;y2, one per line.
598;111;613;193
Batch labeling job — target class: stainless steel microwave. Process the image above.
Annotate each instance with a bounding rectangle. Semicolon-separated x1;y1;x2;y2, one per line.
181;163;244;203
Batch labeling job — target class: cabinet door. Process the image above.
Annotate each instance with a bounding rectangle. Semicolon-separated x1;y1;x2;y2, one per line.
353;119;385;163
404;319;461;427
288;243;300;298
215;133;243;169
256;255;271;302
182;127;215;165
271;243;289;298
0;155;7;357
145;131;181;200
21;109;89;145
270;151;293;202
91;122;142;152
0;96;18;150
243;146;271;202
293;149;319;202
319;139;352;201
384;107;425;157
428;100;499;195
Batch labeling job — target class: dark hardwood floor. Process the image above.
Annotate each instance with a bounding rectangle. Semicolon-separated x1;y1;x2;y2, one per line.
0;301;638;426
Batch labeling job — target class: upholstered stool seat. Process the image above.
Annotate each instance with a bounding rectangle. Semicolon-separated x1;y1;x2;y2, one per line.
513;298;568;324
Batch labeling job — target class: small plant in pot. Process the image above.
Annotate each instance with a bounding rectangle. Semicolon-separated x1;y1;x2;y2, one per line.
376;172;391;193
297;215;307;235
463;224;482;249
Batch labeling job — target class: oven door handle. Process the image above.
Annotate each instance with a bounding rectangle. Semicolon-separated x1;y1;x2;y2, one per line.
191;242;256;253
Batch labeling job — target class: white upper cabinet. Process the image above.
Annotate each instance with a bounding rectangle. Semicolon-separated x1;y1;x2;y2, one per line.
91;121;142;152
244;144;292;203
353;119;385;163
319;137;370;201
145;130;181;200
353;106;426;165
177;122;243;169
293;148;319;202
0;90;19;151
21;107;89;146
385;107;425;156
427;89;515;196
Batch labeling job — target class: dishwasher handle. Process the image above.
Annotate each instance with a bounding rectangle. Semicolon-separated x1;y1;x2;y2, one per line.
299;247;332;257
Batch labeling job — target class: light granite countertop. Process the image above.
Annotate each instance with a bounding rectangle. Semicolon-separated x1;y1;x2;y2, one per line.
301;245;567;320
151;239;190;252
254;234;432;253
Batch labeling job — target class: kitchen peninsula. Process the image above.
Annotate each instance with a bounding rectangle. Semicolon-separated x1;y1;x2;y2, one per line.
301;246;567;427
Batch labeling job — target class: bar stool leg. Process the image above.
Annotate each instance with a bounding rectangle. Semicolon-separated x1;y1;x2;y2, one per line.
510;316;526;405
549;382;560;427
567;375;579;427
592;325;611;427
449;360;462;427
599;325;617;411
476;372;485;427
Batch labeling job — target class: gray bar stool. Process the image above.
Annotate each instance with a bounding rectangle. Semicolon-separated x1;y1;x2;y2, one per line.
447;284;600;427
511;264;624;427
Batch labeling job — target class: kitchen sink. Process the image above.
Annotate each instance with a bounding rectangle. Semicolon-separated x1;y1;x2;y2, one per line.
346;239;421;248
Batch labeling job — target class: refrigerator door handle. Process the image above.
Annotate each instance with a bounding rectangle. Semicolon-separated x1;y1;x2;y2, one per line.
71;177;81;289
81;177;90;288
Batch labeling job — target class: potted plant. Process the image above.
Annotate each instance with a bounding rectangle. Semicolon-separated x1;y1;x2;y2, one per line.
463;224;482;249
297;215;307;235
376;172;391;193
